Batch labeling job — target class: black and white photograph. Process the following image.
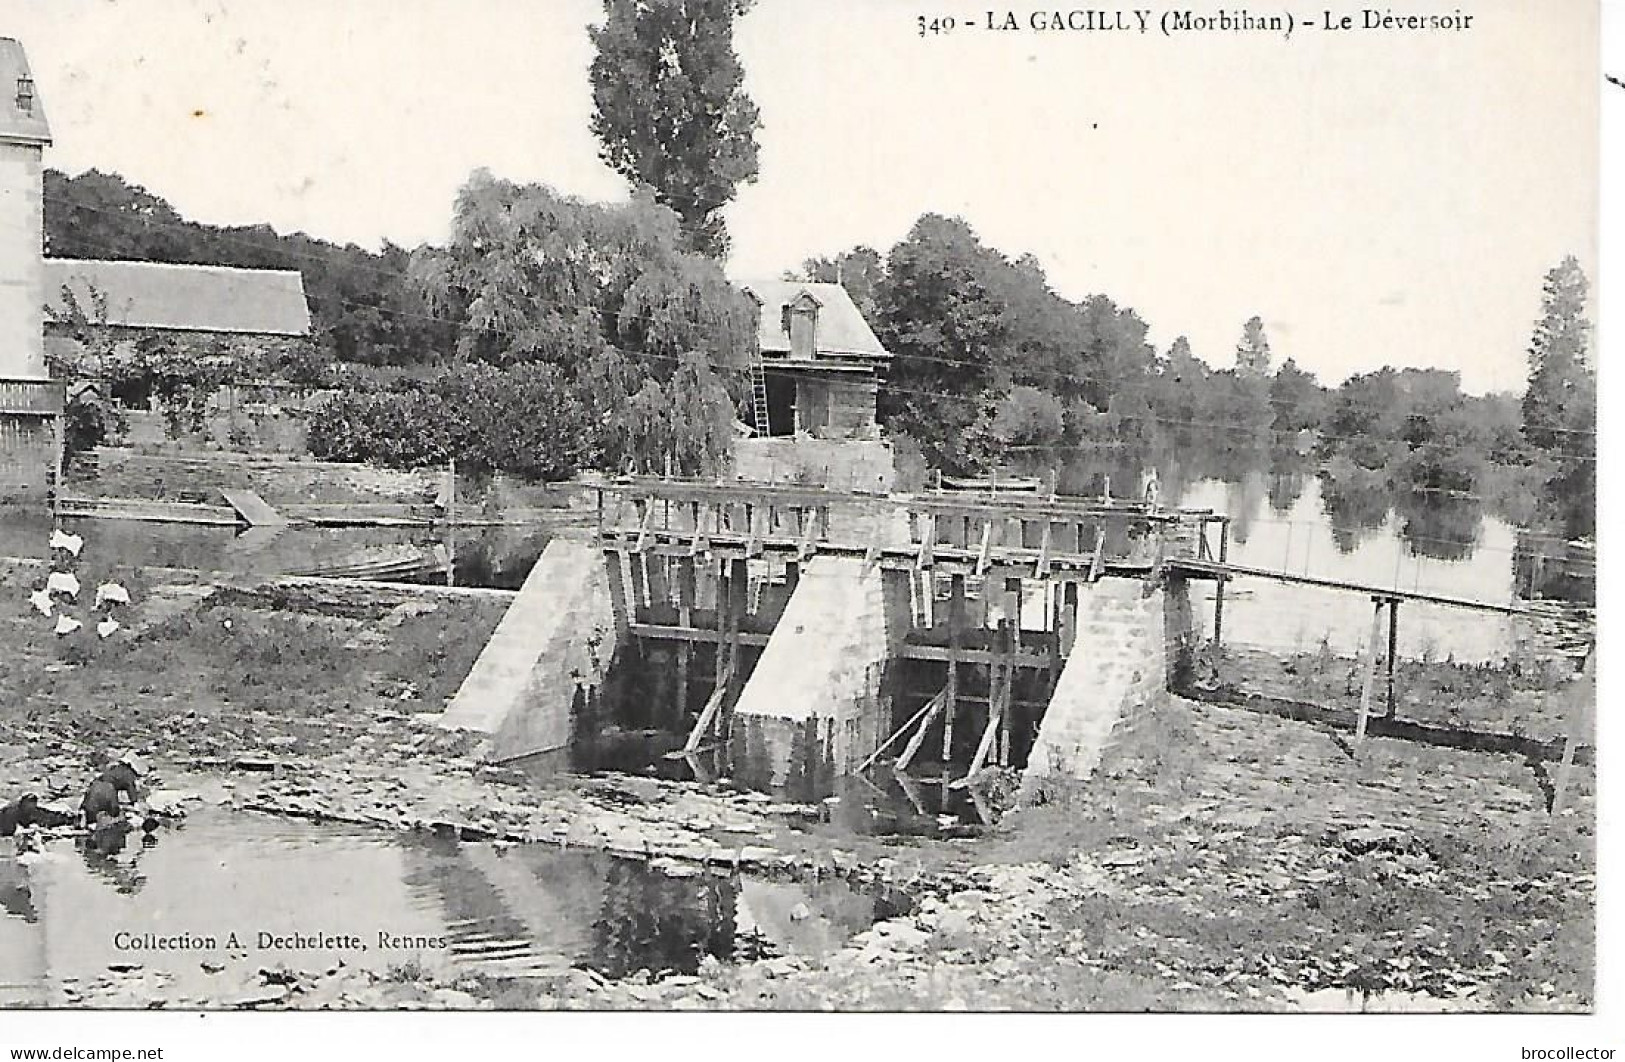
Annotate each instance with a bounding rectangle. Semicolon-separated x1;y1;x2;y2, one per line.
0;0;1611;1054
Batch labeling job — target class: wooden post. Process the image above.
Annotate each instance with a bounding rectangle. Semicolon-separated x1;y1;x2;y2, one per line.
1355;596;1384;745
726;557;749;708
676;558;694;728
1001;579;1022;766
1035;520;1053;579
603;551;633;643
975;522;993;577
892;686;950;772
944;573;965;766
1385;598;1399;719
714;559;731;695
1213;517;1231;647
444;458;456;587
1551;652;1593;814
917;511;936;569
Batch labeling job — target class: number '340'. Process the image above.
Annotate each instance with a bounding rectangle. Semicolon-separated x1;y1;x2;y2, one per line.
918;15;957;35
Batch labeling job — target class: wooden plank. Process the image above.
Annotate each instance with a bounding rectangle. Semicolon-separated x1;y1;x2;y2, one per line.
602;551;633;641
744;504;763;558
975;522;993;577
1034;520;1053;579
858;687;947;773
952;668;1004;790
1176;557;1529;617
1354;598;1384;744
676;558;695;729
633;496;657;553
689;502;710;556
1551;652;1593;814
674;666;734;756
895;688;949;771
944;574;965;766
798;506;820;560
916;512;937;569
1385;599;1399;719
219;488;289;527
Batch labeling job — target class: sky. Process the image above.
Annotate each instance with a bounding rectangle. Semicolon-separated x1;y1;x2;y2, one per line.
0;0;1600;394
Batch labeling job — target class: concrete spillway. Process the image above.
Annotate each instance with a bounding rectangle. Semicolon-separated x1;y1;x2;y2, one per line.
437;537;619;761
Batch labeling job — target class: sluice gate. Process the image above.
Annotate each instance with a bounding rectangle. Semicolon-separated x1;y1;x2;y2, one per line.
442;477;1226;793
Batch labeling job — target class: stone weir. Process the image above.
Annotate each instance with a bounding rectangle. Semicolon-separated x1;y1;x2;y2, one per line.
437;480;1214;793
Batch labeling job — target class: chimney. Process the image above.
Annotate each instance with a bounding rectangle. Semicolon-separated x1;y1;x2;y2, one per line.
788;292;819;361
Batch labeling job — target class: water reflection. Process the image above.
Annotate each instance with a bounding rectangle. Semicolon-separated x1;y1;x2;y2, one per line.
0;809;883;1005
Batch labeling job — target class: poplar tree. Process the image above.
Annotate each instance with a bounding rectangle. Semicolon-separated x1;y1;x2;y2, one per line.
589;0;761;258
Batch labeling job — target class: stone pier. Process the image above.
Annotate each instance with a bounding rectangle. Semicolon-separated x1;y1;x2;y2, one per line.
1022;575;1196;787
437;536;619;762
727;556;908;791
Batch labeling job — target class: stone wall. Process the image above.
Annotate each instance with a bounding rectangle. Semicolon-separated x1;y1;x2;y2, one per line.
1022;576;1193;790
436;536;620;761
728;557;903;792
731;437;896;493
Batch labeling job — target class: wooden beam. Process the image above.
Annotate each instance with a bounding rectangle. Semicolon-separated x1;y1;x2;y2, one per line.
975;522;993;577
944;574;965;766
633;496;657;553
1034;520;1053;580
1355;597;1385;744
952;669;1004;790
744;504;763;558
896;687;950;771
858;686;947;773
675;665;734;756
916;512;937;569
629;623;771;647
798;506;819;560
683;502;706;556
1551;652;1593;814
1385;599;1399;719
675;558;694;730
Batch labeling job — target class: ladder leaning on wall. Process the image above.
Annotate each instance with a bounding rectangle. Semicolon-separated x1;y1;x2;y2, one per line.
748;335;771;438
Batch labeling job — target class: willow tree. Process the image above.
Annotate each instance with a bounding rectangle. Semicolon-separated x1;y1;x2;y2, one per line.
409;170;754;476
588;0;761;258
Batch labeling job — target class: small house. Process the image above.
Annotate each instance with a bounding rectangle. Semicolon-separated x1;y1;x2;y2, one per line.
737;280;890;440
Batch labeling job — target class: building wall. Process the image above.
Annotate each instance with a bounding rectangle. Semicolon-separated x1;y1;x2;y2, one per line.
792;376;879;441
0;143;45;379
731;437;896;493
0;141;53;504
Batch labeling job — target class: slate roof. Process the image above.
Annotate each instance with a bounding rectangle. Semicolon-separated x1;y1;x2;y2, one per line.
43;258;312;337
0;39;50;146
736;279;889;362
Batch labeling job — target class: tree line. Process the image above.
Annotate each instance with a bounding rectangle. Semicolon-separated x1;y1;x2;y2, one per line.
38;0;1593;542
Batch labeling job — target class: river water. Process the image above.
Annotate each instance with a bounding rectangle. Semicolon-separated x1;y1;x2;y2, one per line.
3;453;1590;664
0;808;889;1006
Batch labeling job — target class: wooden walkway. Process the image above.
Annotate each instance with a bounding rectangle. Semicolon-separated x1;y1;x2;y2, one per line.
1172;557;1529;616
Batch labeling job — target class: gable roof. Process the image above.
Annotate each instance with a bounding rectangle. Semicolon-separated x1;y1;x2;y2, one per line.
0;39;50;146
43;258;312;337
736;279;889;361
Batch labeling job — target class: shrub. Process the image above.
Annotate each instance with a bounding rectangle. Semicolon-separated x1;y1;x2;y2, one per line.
992;385;1066;447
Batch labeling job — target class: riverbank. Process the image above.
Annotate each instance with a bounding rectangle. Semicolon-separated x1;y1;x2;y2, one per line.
0;564;1593;1011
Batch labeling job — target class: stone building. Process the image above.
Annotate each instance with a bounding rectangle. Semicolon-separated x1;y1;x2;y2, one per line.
0;38;62;505
43;257;312;371
736;280;890;440
42;258;313;449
